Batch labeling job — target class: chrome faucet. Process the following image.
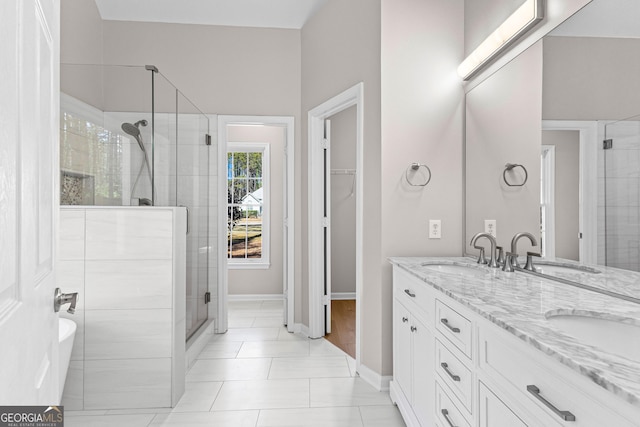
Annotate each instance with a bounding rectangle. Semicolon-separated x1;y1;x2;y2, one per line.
510;232;538;268
54;288;78;314
470;232;499;268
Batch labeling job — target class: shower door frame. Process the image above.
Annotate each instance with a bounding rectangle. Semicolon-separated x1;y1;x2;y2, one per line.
217;115;295;333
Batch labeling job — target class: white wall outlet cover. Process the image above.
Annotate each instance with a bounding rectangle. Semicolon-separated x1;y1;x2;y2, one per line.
484;220;497;237
429;220;441;239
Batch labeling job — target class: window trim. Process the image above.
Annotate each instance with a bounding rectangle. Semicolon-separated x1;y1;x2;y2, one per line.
227;142;270;268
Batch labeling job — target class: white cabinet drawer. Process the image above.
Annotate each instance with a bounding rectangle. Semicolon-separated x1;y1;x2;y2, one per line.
435;381;471;427
478;381;528;427
393;267;433;324
435;299;472;359
436;339;473;412
479;325;637;427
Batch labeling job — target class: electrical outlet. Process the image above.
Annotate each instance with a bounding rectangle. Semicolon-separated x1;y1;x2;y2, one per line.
429;220;441;239
484;220;497;237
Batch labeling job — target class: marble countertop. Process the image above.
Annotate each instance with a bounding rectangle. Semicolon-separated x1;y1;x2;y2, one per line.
388;256;640;408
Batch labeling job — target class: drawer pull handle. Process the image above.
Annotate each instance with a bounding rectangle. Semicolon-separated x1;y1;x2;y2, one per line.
402;317;408;323
441;409;457;427
440;318;461;333
410;326;417;332
404;289;416;298
440;362;461;381
527;385;576;421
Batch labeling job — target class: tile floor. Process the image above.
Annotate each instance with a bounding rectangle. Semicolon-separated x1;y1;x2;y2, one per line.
65;300;406;427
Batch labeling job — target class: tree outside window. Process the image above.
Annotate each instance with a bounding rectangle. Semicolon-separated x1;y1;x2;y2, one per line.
227;145;269;265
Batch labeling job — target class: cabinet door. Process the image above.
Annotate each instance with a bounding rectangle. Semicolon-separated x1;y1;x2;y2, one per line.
393;299;413;401
412;316;435;427
479;382;528;427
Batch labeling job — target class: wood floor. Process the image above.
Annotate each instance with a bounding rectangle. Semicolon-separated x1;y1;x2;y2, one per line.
325;299;356;358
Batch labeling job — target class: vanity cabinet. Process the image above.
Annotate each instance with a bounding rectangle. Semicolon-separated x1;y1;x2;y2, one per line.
391;264;640;427
391;268;436;427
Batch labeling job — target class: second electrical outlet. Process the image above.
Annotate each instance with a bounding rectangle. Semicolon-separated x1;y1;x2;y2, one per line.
429;220;441;239
484;219;497;237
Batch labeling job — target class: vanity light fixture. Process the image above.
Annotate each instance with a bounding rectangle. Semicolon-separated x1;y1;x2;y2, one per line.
458;0;544;80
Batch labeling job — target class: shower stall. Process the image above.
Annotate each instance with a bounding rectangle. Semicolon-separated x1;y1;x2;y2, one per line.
602;114;640;272
60;64;216;339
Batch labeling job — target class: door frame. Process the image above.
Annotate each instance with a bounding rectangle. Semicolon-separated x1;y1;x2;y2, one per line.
308;83;364;365
217;115;295;333
540;145;556;258
541;120;598;264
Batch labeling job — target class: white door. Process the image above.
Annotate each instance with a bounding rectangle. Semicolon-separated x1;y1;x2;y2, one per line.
0;0;60;404
323;119;332;335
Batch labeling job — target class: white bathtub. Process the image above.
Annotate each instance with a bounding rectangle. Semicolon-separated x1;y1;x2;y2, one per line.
59;317;77;399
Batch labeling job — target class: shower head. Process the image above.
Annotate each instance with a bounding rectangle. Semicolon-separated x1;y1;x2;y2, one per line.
121;120;148;151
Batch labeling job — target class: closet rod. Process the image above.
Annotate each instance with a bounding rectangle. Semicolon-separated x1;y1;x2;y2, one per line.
330;169;356;175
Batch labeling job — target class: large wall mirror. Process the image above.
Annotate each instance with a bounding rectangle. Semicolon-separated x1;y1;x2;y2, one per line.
465;0;640;273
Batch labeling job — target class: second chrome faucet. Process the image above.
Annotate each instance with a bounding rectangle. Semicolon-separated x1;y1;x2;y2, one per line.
471;231;539;272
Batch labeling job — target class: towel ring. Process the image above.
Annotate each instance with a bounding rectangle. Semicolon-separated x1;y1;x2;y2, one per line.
503;163;528;187
405;163;432;187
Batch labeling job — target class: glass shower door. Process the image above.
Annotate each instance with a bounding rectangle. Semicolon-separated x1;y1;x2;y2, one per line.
603;115;640;271
176;91;212;339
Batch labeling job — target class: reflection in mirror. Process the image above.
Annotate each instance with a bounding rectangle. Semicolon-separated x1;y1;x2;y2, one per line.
542;0;640;271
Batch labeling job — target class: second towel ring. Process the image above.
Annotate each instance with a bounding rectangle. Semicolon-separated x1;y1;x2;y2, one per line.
503;163;528;187
405;163;432;187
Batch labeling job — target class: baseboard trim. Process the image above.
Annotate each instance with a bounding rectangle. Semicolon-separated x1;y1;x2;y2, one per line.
289;322;310;337
356;362;392;392
332;292;356;300
228;294;284;301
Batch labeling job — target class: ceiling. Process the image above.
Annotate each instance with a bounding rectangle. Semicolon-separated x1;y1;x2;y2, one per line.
93;0;327;29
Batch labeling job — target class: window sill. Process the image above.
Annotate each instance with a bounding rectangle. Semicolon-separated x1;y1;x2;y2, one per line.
228;262;271;270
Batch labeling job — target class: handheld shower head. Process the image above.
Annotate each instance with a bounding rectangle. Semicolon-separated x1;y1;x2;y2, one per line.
121;121;147;151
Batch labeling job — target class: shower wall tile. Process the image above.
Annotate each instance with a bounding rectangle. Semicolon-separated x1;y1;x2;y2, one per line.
57;260;85;309
605;149;640;178
85;209;172;260
605;177;640;207
61;309;84;361
59;206;187;410
84;309;172;360
84;260;172;309
61;360;83;410
59;210;85;260
176;145;210;176
84;358;171;409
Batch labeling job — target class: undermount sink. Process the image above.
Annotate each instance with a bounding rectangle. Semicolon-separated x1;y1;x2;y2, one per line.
535;263;601;275
546;312;640;361
420;263;489;278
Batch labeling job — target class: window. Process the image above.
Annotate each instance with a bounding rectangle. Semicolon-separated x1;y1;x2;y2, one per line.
227;143;269;268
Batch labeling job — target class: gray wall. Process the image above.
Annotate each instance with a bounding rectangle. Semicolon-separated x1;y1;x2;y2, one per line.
102;21;301;117
60;0;104;109
542;130;580;260
228;125;286;296
301;0;383;372
381;0;464;377
464;0;524;57
465;41;543;254
330;106;357;296
543;36;640;121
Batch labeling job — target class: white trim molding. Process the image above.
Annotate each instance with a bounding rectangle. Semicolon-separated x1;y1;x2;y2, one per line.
542;120;598;264
217;115;296;334
308;83;364;371
331;292;356;300
227;294;284;301
356;362;392;392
